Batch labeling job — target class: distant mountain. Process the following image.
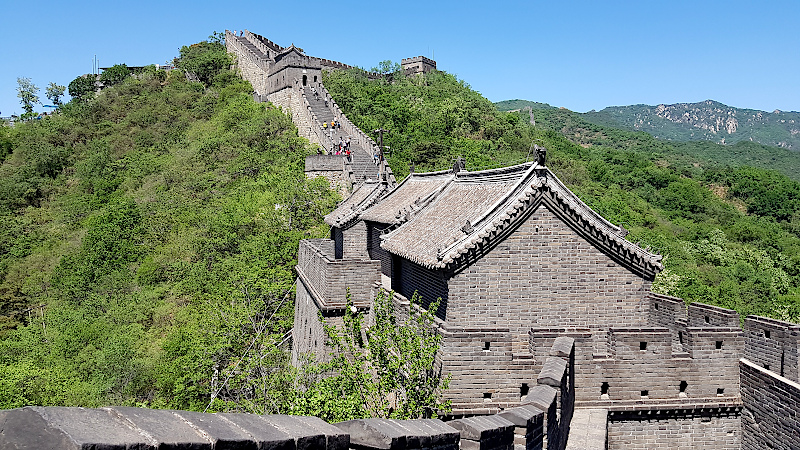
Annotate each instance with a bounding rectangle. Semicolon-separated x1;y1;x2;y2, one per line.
583;100;800;150
494;99;556;112
499;102;800;183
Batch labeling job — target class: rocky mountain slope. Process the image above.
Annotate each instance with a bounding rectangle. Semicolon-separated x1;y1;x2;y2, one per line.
583;100;800;149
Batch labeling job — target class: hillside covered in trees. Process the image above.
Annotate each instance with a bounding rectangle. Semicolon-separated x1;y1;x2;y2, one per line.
2;39;800;413
324;68;800;323
0;45;339;411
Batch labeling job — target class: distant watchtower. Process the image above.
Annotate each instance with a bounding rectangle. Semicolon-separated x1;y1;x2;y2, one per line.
401;56;436;76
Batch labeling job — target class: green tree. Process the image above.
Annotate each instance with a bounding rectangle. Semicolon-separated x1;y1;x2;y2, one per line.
176;41;231;86
371;60;401;75
99;64;131;86
68;75;96;101
16;77;39;115
45;82;66;106
290;291;451;421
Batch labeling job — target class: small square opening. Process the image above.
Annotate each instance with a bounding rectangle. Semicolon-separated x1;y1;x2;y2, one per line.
764;364;770;370
520;383;529;398
765;330;771;339
679;381;688;393
483;341;491;351
654;303;659;310
715;341;723;349
483;392;492;403
717;388;725;396
640;341;648;351
704;315;710;324
601;382;609;395
640;390;649;398
678;331;684;344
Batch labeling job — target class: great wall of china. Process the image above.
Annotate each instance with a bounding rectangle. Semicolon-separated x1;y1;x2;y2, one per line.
1;29;799;450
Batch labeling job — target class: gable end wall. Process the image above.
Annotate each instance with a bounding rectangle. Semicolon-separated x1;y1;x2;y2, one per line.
447;205;650;349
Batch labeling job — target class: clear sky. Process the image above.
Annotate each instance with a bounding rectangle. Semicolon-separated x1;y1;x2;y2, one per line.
1;0;798;117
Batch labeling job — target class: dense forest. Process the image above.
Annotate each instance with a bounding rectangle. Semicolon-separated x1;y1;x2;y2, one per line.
324;68;800;323
2;37;800;413
0;39;451;419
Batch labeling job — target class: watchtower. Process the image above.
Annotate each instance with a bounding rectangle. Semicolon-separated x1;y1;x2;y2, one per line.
401;56;437;76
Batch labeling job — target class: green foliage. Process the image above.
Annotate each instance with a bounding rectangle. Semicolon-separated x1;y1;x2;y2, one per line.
16;77;39;115
516;106;800;183
99;64;131;87
324;69;536;179
0;55;338;410
177;41;232;86
494;99;555;111
370;60;401;75
45;82;66;106
327;72;800;321
0;126;12;163
583;100;800;151
68;75;96;102
290;291;450;421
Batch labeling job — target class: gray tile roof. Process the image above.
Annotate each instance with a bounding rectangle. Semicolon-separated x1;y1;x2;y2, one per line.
380;162;663;278
324;181;389;229
359;170;454;225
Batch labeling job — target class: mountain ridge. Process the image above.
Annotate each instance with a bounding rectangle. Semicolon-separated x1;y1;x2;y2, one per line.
497;99;800;150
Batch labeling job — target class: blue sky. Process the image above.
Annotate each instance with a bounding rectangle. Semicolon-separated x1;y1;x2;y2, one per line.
1;0;798;116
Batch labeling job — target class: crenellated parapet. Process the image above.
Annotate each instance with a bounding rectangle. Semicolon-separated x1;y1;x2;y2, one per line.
743;315;800;382
295;239;380;311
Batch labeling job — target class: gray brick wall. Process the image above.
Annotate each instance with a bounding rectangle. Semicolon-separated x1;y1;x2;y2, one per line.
447;207;651;354
607;413;740;449
743;315;800;382
295;238;380;309
740;358;800;450
342;221;369;260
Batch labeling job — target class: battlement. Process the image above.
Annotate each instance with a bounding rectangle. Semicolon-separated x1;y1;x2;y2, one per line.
305;154;344;172
401;56;437;75
743;315;800;382
401;56;437;66
688;302;741;328
295;239;380;310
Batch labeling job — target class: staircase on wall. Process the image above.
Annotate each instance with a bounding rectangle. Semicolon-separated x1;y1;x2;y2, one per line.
227;30;384;188
303;90;380;184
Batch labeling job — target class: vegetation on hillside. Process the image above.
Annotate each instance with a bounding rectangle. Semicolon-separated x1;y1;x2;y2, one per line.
0;43;337;410
0;40;452;418
323;69;539;179
327;67;800;323
524;106;800;183
583;101;800;150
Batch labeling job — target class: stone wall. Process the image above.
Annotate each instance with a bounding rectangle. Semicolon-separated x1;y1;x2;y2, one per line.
447;206;651;352
306;155;349;197
226;30;269;95
295;238;380;309
743;315;800;381
266;87;316;143
342;221;369;260
367;221;393;277
740;358;800;450
439;325;538;414
606;409;741;449
0;378;563;450
529;324;743;403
